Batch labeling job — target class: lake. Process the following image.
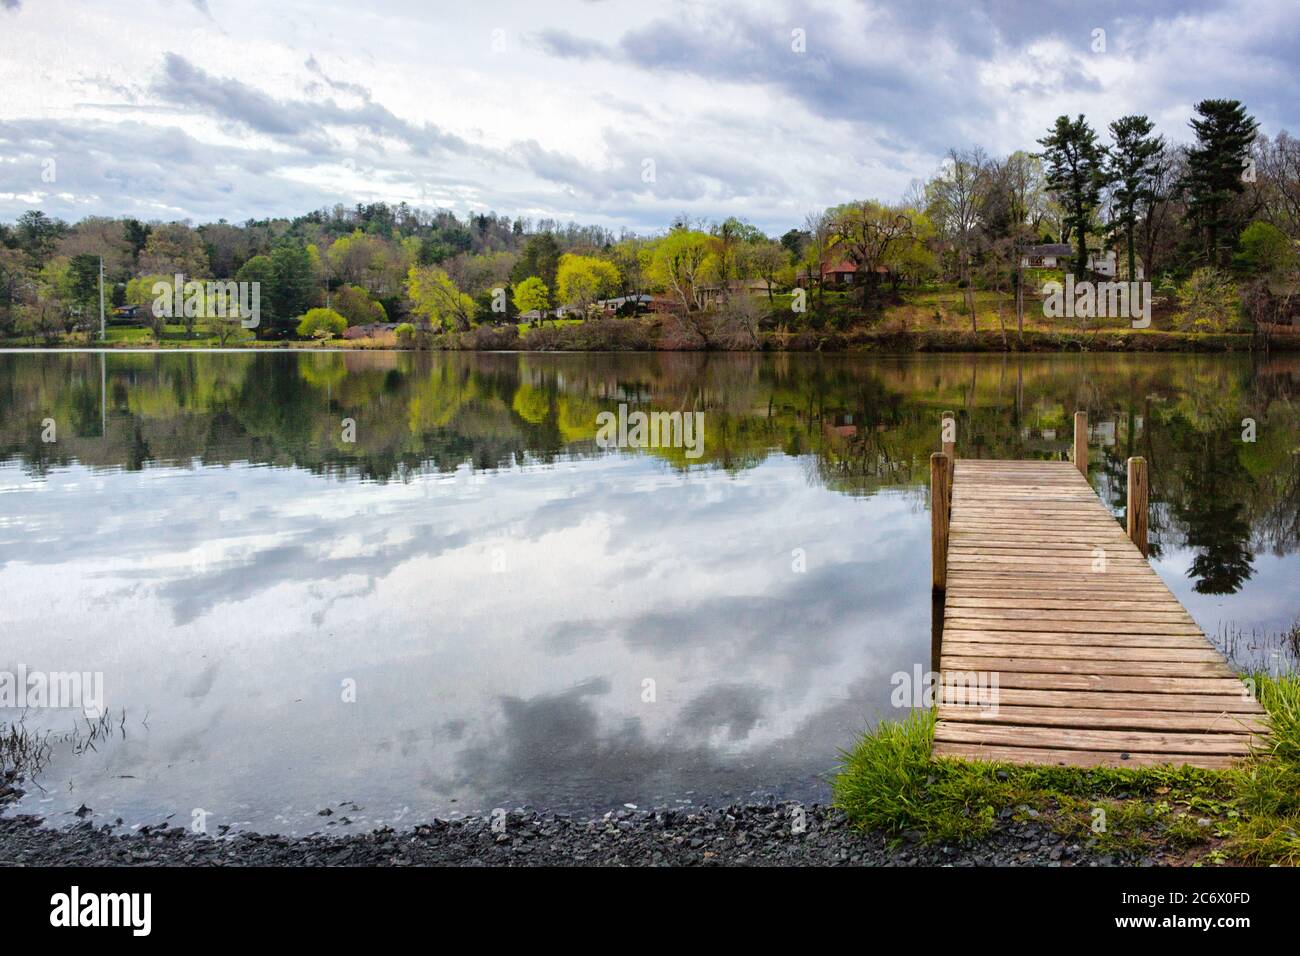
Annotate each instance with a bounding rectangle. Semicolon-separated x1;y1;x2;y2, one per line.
1;350;1297;834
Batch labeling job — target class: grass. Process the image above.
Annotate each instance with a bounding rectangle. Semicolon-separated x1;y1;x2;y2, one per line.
0;324;259;348
880;287;1185;335
833;672;1300;864
517;318;583;334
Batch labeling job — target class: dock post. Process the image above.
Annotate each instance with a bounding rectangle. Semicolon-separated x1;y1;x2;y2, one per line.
930;452;951;590
940;411;956;504
1127;456;1149;557
1073;411;1088;476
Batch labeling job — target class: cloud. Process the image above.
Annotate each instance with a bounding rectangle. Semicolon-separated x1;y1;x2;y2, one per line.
529;28;611;60
0;0;1297;231
151;52;471;156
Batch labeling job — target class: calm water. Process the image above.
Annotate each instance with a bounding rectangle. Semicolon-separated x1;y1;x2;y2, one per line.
1;350;1297;834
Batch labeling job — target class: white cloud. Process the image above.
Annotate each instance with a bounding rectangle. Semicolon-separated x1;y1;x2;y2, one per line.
0;0;1296;231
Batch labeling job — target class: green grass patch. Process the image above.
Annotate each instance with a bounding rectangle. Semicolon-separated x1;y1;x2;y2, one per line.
517;318;583;334
833;672;1300;864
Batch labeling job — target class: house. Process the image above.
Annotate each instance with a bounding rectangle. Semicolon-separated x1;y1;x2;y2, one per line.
795;259;890;288
1020;243;1119;278
594;294;656;316
695;280;777;309
820;260;859;286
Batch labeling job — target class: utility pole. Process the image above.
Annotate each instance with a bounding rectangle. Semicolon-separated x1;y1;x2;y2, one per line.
98;255;106;341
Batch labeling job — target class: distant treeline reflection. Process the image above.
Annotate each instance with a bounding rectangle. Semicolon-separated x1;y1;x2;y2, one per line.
2;351;1296;595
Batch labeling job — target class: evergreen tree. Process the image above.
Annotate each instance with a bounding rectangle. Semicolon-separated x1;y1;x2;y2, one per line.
509;232;562;292
1179;99;1259;266
1038;115;1108;280
1105;115;1165;281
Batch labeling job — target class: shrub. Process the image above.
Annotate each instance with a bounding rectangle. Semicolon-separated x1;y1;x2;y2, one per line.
394;322;415;346
1174;268;1242;332
296;307;347;339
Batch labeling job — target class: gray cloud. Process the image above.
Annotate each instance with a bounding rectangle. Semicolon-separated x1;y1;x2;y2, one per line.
152;52;471;156
1;0;1297;231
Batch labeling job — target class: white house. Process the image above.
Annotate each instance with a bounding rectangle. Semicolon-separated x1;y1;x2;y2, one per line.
1020;243;1119;278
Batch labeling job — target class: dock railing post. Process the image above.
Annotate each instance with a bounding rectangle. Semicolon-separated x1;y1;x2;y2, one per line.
940;410;956;503
930;452;951;590
1073;410;1088;476
1127;456;1149;557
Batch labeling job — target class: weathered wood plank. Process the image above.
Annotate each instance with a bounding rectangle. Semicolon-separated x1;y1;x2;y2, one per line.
942;642;1224;663
930;742;1242;770
944;619;1205;635
946;596;1191;611
956;687;1264;713
940;655;1235;677
978;672;1247;694
933;722;1258;756
943;630;1214;649
937;705;1268;734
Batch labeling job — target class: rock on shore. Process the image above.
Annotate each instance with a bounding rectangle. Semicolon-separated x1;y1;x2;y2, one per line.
1;798;1171;867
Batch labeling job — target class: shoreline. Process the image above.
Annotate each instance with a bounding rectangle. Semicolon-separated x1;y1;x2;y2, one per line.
0;794;1180;868
3;328;1298;354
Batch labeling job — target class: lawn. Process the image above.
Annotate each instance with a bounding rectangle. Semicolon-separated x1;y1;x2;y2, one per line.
517;318;584;335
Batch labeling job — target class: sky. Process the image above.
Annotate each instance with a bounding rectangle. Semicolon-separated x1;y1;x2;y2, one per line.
0;0;1297;234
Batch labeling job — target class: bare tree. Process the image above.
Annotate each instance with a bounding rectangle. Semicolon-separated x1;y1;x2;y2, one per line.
928;147;990;330
1254;131;1300;236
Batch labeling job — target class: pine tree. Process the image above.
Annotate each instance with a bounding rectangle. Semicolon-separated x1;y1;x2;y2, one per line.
1179;99;1259;266
1038;115;1108;280
1106;115;1165;281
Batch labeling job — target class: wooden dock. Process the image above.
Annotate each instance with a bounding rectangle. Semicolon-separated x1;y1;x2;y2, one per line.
928;416;1267;769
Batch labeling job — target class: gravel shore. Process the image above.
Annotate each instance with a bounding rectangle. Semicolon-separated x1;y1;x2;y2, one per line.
1;779;1176;866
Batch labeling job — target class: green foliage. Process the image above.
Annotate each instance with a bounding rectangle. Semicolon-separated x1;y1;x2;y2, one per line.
1106;115;1165;281
555;253;619;312
1180;99;1260;266
406;265;476;331
510;232;562;291
646;229;713;311
333;284;387;326
1235;221;1296;279
407;266;473;330
511;275;550;317
235;255;278;333
1175;267;1242;331
296;307;347;339
268;243;316;336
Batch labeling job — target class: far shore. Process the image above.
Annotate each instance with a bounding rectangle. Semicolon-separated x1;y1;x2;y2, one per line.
4;327;1297;354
